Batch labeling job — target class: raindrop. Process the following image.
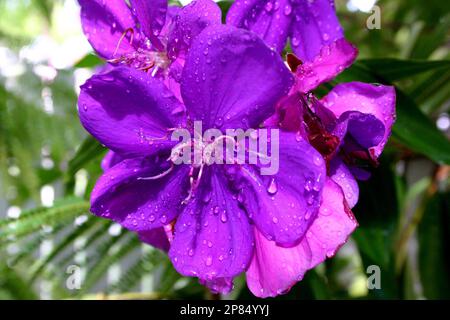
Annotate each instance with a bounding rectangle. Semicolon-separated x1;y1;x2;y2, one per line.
313;155;322;167
267;179;278;195
220;211;228;223
284;5;292;15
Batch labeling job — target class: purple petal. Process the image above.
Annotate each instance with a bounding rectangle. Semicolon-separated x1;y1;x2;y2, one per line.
246;179;357;298
101;151;124;171
169;169;253;281
199;277;234;295
167;0;222;61
158;6;182;41
304;179;358;267
329;158;359;208
129;0;168;50
181;25;293;130
333;112;386;153
237;131;326;247
78;0;136;59
295;39;358;93
91;157;190;232
139;228;170;252
290;0;344;62
78;67;185;158
227;0;292;53
321;82;396;158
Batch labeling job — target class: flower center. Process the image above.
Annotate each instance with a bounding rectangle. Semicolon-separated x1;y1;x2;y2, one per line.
108;28;170;74
109;48;170;73
169;135;236;204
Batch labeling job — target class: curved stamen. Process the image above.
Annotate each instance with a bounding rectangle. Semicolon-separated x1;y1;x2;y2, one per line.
112;28;135;58
137;163;174;181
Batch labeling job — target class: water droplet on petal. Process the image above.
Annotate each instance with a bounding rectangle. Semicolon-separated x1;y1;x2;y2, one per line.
284;5;292;15
220;211;228;223
267;179;278;195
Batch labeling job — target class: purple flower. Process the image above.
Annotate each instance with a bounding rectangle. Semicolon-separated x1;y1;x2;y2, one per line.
227;0;345;62
271;34;396;214
76;24;349;297
249;26;396;296
79;0;221;98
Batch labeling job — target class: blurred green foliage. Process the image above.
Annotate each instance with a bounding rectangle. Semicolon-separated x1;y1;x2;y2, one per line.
0;0;449;300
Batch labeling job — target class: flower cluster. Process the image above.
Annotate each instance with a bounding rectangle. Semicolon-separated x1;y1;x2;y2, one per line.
77;0;396;297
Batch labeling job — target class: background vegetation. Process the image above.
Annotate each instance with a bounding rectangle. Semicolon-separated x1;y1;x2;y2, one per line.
0;0;449;300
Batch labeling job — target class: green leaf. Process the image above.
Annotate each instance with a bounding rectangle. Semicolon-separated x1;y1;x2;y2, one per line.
0;262;39;300
28;218;99;283
66;135;106;178
355;160;400;228
417;193;450;299
0;198;89;239
357;59;450;83
77;233;139;295
394;90;450;164
352;228;399;299
74;54;104;69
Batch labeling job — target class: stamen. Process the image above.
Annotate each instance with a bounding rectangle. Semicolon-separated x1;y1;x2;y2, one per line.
137;163;174;181
112;28;135;58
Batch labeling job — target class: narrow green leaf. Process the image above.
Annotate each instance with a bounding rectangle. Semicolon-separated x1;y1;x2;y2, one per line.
67;135;106;178
394;91;450;164
417;193;450;299
0;198;89;239
358;59;450;82
74;54;104;69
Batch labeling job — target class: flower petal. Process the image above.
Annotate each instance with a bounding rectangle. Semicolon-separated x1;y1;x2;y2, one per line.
78;67;185;158
321;82;396;158
329;158;359;209
181;25;293;130
199;277;234;295
295;39;358;93
78;0;135;59
237;131;326;247
246;227;311;297
333;111;386;152
129;0;168;50
101;151;124;171
226;0;292;53
246;179;357;298
167;0;222;61
290;0;344;62
169;168;253;281
139;228;170;252
305;179;358;267
91;157;190;232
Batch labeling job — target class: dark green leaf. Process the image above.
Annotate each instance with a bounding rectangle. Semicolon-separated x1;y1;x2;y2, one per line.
418;193;450;299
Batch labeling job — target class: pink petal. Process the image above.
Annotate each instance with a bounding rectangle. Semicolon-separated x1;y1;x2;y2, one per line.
246;179;358;298
295;39;358;93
